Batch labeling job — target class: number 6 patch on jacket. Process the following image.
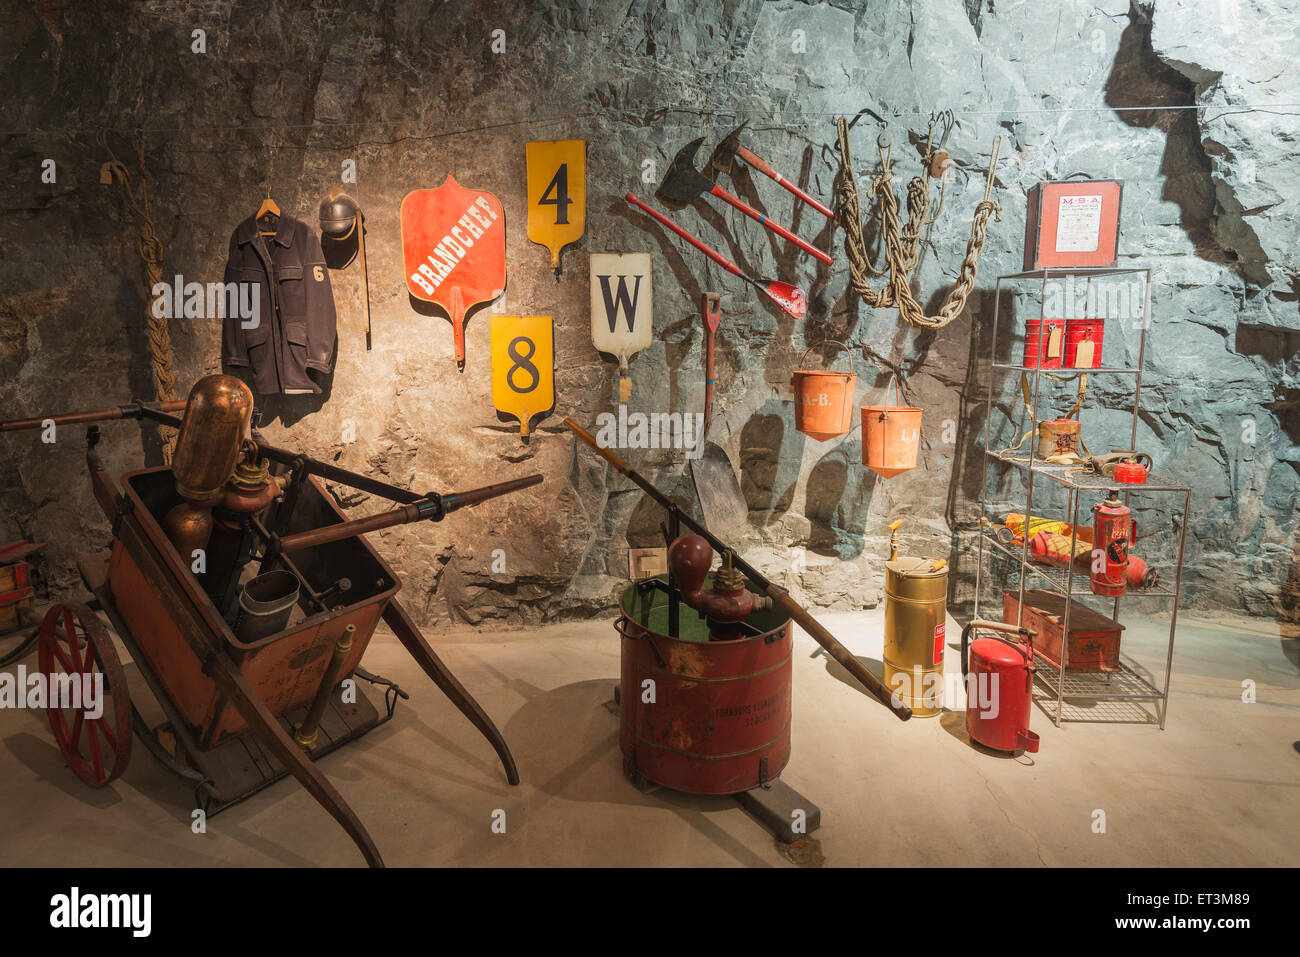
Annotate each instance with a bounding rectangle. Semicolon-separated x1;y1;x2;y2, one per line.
221;214;339;396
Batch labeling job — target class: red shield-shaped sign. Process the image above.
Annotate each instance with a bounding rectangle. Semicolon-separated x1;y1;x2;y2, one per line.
401;176;506;369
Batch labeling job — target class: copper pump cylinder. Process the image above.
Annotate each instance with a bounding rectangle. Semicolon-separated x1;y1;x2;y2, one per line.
171;375;254;501
667;534;771;633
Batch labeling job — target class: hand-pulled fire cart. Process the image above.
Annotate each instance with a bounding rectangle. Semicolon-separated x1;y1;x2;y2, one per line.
1;376;542;867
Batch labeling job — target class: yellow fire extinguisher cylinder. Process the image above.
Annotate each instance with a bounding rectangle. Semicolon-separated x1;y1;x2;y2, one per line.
883;555;949;718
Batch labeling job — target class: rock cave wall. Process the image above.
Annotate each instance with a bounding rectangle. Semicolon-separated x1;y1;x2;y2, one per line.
0;0;1296;629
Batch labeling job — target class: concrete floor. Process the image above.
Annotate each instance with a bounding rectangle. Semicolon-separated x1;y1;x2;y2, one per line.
1;604;1297;867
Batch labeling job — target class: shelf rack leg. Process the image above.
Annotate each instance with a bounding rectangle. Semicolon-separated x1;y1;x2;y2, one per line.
1159;489;1191;730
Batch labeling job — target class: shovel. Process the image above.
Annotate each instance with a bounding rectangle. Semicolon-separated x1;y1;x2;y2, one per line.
658;137;832;264
689;293;747;533
624;193;807;320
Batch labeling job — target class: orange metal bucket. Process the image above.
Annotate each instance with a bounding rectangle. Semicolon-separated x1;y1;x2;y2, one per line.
862;375;922;477
792;340;856;441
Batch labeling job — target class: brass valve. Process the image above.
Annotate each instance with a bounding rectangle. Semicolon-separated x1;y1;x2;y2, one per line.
888;518;904;561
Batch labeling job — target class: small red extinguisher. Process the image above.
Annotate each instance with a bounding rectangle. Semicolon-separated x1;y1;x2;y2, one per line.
1091;489;1136;597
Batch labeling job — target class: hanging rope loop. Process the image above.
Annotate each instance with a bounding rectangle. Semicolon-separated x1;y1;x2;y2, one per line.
835;116;1003;329
100;132;179;459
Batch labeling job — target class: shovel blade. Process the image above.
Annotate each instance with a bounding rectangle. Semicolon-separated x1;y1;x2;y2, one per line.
762;281;807;320
690;441;748;533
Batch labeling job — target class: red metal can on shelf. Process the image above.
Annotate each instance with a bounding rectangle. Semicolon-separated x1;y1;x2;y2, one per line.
1023;318;1065;368
1064;316;1104;368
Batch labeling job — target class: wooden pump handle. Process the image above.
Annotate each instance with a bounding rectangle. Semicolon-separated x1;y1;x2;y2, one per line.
564;417;631;474
1;399;189;433
564;416;911;721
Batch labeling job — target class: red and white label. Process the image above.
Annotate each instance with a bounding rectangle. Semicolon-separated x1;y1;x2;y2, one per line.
933;622;945;665
1055;194;1103;252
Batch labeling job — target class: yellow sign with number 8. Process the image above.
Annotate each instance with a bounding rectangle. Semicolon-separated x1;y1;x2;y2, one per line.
490;315;554;437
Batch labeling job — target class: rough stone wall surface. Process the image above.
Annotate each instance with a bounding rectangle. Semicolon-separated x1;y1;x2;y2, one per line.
0;0;1295;630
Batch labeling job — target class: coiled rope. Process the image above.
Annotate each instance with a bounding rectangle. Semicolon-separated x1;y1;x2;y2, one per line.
100;135;178;460
833;119;934;306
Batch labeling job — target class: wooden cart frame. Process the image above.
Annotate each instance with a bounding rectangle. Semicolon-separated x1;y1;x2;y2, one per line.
29;418;523;868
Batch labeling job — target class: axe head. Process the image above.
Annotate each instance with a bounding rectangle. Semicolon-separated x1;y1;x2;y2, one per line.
708;120;750;178
656;137;714;209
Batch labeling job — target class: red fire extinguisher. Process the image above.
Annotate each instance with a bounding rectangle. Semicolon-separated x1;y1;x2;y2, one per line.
1091;490;1136;597
961;620;1039;755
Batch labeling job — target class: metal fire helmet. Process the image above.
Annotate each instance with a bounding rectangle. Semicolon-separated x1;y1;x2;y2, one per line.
319;189;360;240
319;189;361;268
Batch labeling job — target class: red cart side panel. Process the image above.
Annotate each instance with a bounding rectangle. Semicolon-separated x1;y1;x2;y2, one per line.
110;466;399;749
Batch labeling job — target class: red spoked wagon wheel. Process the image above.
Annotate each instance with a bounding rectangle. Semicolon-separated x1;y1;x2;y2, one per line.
37;603;131;787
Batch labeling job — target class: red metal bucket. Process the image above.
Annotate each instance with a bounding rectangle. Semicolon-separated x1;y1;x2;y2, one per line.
1023;318;1064;369
792;340;856;441
1064;317;1104;368
861;375;922;478
616;576;792;795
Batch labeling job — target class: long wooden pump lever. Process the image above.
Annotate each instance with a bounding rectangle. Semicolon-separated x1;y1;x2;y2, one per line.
565;417;910;720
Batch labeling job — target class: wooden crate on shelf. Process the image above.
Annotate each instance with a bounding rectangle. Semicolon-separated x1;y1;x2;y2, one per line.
1002;588;1124;673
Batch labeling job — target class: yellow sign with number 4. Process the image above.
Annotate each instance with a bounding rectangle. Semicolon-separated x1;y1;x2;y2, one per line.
491;315;555;437
526;140;586;278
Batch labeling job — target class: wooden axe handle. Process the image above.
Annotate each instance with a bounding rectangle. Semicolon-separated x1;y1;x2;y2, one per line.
709;185;832;264
733;143;835;219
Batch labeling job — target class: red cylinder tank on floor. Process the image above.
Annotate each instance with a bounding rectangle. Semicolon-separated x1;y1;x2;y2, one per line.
615;576;792;795
961;620;1039;756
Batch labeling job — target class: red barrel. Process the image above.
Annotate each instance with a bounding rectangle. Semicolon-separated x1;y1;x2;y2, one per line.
1023;318;1065;368
1064;317;1104;368
616;577;792;795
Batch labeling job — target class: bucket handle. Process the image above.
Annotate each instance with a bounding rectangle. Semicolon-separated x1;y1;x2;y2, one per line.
959;619;1036;685
613;614;666;668
872;373;906;418
883;373;903;408
798;340;853;374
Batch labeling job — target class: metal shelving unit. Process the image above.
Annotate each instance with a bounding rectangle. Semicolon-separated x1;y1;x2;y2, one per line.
972;267;1191;728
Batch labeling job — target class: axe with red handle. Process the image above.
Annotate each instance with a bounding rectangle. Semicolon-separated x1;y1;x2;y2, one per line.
710;121;835;220
659;137;832;264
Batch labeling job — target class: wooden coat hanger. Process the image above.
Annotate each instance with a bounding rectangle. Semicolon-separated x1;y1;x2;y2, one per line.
257;186;280;236
258;146;280;235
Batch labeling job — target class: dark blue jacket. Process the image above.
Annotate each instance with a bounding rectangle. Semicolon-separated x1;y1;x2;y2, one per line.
221;214;337;395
